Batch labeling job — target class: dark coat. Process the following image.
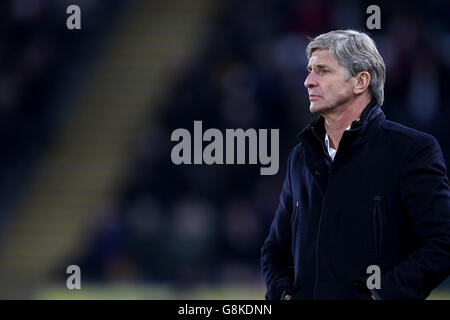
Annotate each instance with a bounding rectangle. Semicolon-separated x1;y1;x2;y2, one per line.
260;101;450;300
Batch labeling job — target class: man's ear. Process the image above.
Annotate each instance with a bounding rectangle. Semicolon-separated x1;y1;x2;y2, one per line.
353;71;371;95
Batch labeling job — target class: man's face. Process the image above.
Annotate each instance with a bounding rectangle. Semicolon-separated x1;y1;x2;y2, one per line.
304;49;355;114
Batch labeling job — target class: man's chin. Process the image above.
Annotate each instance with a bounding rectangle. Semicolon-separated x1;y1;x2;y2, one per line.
309;101;335;115
309;102;324;114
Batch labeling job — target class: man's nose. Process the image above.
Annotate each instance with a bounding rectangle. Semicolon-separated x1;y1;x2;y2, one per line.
304;72;318;88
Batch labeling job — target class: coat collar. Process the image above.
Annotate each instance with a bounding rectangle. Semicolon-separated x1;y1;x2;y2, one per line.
297;100;385;156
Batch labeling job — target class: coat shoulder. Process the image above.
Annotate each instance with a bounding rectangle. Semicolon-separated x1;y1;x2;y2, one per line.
289;142;304;161
380;120;438;147
285;143;305;170
291;142;304;154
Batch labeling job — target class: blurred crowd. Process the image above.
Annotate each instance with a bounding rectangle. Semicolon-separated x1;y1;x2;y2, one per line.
0;0;124;228
0;0;62;219
78;0;450;288
1;0;449;289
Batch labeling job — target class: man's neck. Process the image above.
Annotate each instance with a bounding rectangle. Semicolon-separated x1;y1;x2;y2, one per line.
322;96;371;150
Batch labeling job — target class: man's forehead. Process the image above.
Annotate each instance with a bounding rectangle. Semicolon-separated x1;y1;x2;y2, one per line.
308;49;337;67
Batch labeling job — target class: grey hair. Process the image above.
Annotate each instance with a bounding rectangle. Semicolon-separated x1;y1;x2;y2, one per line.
306;30;386;106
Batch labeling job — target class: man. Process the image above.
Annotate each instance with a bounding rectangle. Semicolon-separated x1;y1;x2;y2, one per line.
260;30;450;300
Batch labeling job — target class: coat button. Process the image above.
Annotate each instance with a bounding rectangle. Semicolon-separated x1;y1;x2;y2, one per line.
314;170;320;176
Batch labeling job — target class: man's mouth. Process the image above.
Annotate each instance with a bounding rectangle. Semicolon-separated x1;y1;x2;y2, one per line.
309;94;320;101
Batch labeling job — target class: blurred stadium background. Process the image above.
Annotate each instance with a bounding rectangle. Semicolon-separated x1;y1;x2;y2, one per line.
0;0;448;299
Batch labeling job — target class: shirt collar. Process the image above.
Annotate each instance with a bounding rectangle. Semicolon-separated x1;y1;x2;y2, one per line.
324;121;357;160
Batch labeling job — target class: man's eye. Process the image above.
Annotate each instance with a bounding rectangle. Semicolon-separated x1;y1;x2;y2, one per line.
320;69;328;74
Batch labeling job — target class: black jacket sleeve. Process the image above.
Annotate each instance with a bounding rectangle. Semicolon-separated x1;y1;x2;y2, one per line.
260;149;296;300
372;134;450;299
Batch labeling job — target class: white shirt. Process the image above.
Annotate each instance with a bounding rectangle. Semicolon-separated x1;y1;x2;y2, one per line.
324;120;359;161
